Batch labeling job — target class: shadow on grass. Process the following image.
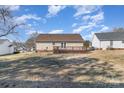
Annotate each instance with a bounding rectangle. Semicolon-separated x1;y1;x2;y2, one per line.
0;55;123;88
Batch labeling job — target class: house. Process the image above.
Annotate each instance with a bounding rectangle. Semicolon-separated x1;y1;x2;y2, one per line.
35;34;84;52
92;32;124;50
0;39;15;55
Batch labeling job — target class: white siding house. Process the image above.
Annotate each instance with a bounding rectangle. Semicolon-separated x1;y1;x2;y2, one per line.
0;39;15;55
92;32;124;49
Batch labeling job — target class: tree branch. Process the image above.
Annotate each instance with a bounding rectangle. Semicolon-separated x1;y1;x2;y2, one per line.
0;23;24;37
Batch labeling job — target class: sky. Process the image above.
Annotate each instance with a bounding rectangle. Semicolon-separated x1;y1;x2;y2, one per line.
2;5;124;41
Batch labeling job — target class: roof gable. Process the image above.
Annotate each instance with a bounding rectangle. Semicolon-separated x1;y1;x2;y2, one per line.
36;34;84;42
95;32;124;41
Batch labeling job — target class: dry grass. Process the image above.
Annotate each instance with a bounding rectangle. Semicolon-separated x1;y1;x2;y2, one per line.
0;50;124;87
88;50;124;70
88;50;124;63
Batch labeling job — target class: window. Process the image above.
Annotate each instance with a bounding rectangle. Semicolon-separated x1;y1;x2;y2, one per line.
64;42;66;48
61;42;63;48
122;41;124;43
53;42;55;45
61;42;66;48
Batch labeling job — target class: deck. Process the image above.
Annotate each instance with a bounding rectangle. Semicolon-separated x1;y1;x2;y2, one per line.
53;46;86;53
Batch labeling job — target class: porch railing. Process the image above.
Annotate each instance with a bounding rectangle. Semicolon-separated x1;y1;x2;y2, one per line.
53;46;86;53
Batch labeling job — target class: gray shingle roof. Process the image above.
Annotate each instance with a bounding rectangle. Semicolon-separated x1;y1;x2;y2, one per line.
95;32;124;41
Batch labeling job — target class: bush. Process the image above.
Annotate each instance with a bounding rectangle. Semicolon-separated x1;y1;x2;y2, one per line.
14;51;20;54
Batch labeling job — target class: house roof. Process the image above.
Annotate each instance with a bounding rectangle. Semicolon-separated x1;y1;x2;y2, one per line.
36;34;84;42
0;39;9;44
95;32;124;41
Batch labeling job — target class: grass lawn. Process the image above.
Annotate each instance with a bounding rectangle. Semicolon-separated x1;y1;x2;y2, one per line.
0;50;124;87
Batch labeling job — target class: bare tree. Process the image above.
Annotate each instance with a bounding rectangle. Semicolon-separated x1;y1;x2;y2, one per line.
25;32;39;51
0;6;23;37
13;41;25;52
83;40;91;51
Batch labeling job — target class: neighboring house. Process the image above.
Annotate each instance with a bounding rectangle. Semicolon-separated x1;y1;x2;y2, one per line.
35;34;84;52
92;32;124;50
0;39;15;55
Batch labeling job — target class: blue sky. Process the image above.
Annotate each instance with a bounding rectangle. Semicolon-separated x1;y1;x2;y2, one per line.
3;5;124;41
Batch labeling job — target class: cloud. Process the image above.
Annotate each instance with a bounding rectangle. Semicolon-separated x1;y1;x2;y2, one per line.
14;14;41;24
72;23;77;27
9;5;20;11
85;25;109;40
73;26;85;33
82;15;91;21
73;8;105;35
86;25;109;40
72;6;104;34
82;12;104;23
27;24;32;27
73;22;96;33
84;34;92;40
46;5;66;18
73;6;101;17
49;29;64;34
0;5;20;11
26;30;43;35
72;5;109;40
100;25;109;32
91;12;104;23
